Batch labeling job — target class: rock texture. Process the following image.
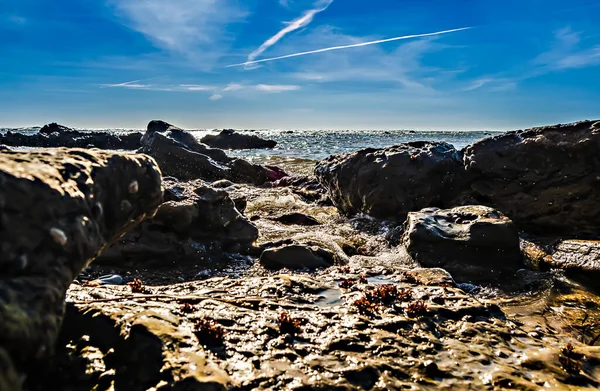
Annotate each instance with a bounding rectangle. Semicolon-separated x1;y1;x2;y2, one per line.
0;123;143;150
403;206;522;281
141;121;286;185
260;243;338;270
315;142;464;219
201;129;277;150
98;178;258;265
549;240;600;290
0;148;162;390
461;120;600;236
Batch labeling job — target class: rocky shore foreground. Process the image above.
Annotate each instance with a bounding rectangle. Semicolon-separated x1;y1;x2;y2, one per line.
1;120;600;390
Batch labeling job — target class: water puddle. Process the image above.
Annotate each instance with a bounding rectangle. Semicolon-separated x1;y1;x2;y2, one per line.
315;287;343;307
367;275;397;285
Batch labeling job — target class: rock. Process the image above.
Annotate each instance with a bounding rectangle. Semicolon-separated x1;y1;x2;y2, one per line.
273;212;321;226
0;123;143;150
403;206;522;281
548;240;600;290
140;121;284;185
0;148;162;389
201;129;277;150
97;179;258;265
315;142;464;219
273;175;330;204
0;145;9;152
211;179;235;188
260;242;340;270
461;120;600;236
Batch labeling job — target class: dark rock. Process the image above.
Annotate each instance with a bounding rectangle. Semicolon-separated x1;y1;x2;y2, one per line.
260;243;337;270
0;123;143;150
548;240;600;290
461;120;600;236
403;205;522;281
273;175;329;204
97;179;258;265
140;121;284;185
315;142;464;219
0;148;162;390
0;145;9;152
273;212;321;226
201;129;277;150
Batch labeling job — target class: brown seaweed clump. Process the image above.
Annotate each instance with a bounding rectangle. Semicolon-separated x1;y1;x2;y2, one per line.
366;284;412;305
406;300;429;318
559;344;583;374
180;303;196;314
338;279;356;289
278;312;302;335
128;279;148;294
352;297;378;316
194;319;227;346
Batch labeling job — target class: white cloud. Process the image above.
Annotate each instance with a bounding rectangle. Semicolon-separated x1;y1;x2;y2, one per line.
534;27;600;71
108;0;247;68
223;83;245;91
255;84;301;92
246;0;334;64
180;84;217;91
209;94;223;100
102;80;152;89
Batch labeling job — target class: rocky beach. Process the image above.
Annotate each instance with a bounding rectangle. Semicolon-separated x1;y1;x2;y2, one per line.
1;120;600;390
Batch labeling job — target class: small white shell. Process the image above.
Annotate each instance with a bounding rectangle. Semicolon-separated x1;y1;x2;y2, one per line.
50;228;68;246
128;181;139;194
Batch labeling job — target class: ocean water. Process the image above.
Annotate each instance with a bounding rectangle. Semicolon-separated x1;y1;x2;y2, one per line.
1;127;501;174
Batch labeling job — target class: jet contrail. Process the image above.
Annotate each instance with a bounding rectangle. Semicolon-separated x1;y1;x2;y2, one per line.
247;0;334;64
227;26;472;68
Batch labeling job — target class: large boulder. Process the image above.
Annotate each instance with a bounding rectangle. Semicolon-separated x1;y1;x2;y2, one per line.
0;148;162;390
201;129;277;150
403;206;523;281
0;123;143;150
140;120;286;185
315;142;464;219
98;178;258;264
461;120;600;236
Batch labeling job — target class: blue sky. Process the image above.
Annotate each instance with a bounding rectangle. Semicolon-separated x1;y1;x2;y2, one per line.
1;0;599;130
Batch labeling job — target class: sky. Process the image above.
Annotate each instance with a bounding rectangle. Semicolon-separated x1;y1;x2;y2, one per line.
1;0;599;130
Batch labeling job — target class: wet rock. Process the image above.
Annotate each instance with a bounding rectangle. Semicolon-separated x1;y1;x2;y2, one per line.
549;240;600;290
140;121;282;185
212;179;235;189
0;145;9;152
260;243;338;270
98;178;258;265
201;129;277;150
273;175;329;204
461;120;600;236
403;206;522;281
272;212;321;226
0;123;143;150
315;142;464;219
0;148;162;389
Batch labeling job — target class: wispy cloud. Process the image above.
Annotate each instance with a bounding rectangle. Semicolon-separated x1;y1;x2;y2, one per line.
101;80;152;89
180;84;216;91
209;94;223;101
223;83;245;91
255;84;300;92
534;27;600;71
246;0;334;64
229;27;472;68
108;0;247;68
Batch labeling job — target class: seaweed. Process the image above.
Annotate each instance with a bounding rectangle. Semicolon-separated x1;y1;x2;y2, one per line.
406;300;429;318
366;284;412;305
352;297;378;316
278;312;302;335
338;279;356;289
559;343;582;374
128;279;148;294
180;303;196;314
194;319;227;346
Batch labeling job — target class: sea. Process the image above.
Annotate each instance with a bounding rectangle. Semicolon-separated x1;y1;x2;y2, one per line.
1;128;502;175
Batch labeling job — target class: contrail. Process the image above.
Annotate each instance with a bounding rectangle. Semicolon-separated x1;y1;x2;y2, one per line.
227;26;472;68
246;0;334;64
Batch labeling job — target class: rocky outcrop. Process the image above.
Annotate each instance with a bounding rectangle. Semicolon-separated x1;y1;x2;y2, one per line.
259;238;348;270
0;148;162;390
0;123;143;150
201;129;277;150
316;120;600;237
547;240;600;290
403;206;522;281
97;178;258;265
140;121;287;185
315;142;464;219
461;120;600;236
